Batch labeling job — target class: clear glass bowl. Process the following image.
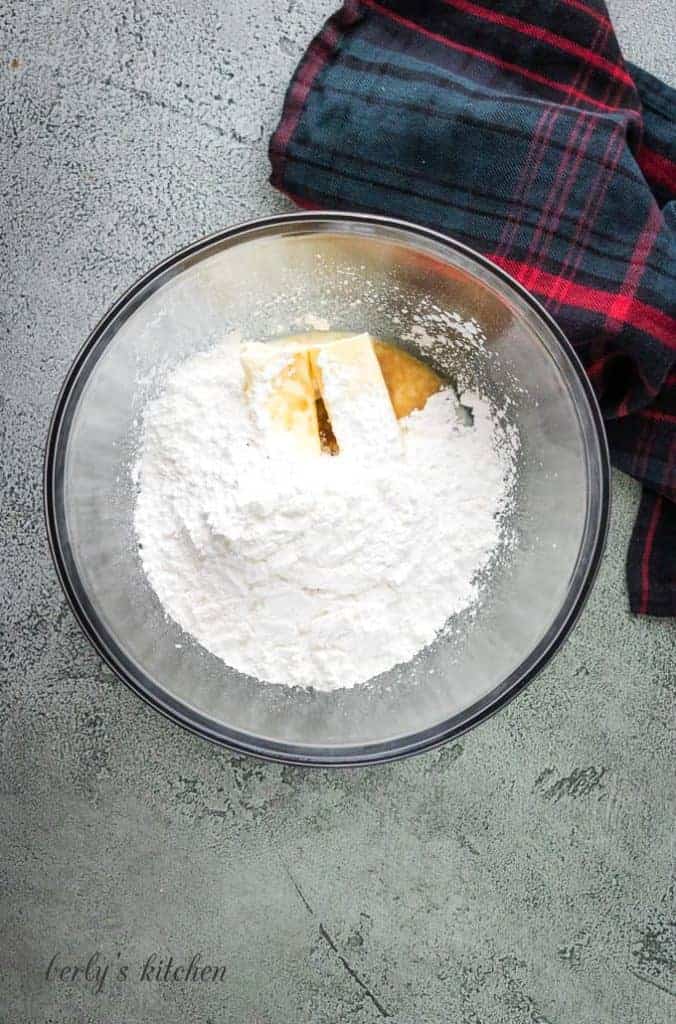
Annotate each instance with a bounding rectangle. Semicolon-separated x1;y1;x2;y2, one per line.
44;213;609;765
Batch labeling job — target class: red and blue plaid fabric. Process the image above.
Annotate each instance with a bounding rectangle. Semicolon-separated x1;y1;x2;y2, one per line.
269;0;676;616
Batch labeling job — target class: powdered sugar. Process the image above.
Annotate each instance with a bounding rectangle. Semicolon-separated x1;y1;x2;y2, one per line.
134;332;516;690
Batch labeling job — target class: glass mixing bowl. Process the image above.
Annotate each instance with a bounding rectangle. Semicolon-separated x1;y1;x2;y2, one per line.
45;213;609;765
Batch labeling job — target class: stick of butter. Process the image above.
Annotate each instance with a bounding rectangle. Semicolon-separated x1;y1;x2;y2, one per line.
240;342;321;456
311;333;401;457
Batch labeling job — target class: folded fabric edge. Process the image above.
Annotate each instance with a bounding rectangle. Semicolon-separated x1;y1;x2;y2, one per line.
627;490;676;616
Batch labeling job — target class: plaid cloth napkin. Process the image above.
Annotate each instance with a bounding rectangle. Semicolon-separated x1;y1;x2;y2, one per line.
269;0;676;616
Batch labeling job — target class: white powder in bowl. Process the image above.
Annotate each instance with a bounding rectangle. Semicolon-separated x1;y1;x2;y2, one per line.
134;333;515;690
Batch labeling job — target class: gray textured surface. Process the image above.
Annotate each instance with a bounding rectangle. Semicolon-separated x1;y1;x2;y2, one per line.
1;2;674;1022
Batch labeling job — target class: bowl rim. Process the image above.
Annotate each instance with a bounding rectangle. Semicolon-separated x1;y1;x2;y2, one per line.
44;210;611;767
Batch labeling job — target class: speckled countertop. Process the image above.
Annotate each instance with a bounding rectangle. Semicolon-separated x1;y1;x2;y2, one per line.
1;2;674;1022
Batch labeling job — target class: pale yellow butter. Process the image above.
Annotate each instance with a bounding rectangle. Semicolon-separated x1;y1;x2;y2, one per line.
240;342;321;456
311;333;401;457
241;332;400;458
